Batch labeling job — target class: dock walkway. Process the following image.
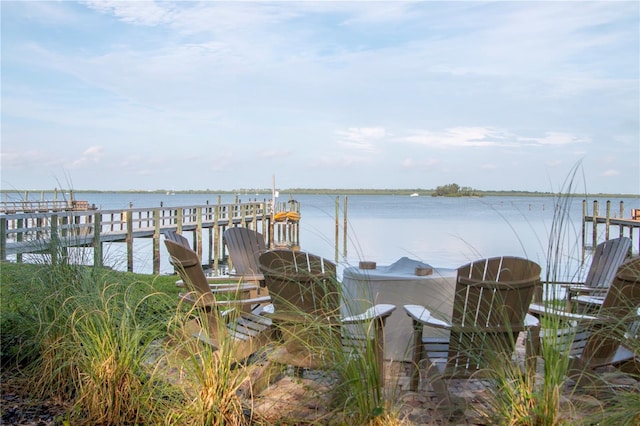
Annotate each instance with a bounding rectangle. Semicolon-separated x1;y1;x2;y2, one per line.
0;200;300;275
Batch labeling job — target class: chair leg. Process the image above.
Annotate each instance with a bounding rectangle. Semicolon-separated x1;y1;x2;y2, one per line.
374;316;387;386
409;320;424;391
525;325;540;378
425;363;453;408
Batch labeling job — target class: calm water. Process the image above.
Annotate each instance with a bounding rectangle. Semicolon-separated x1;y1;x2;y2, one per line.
4;191;639;278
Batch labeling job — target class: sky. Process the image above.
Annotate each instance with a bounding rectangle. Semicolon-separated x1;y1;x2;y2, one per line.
1;1;639;194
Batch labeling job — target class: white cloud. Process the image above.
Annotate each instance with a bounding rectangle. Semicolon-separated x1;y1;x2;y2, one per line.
601;169;620;177
1;150;64;169
521;132;588;146
82;0;172;26
401;158;440;169
83;146;104;158
336;127;387;153
402;128;588;149
402;127;510;148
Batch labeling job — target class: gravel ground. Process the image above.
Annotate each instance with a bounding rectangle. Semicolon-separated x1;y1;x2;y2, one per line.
1;375;67;426
3;335;638;425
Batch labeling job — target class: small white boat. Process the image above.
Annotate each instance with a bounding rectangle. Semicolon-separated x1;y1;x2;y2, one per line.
410;193;419;197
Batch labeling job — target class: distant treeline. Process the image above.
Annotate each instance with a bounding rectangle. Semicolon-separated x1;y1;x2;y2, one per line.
2;187;637;198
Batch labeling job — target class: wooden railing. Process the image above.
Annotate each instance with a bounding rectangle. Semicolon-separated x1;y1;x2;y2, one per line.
582;199;640;257
0;199;95;213
0;201;292;274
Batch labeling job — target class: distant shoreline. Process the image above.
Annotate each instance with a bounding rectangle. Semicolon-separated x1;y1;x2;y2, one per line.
1;188;638;198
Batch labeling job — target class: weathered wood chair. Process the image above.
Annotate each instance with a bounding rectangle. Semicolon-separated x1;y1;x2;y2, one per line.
223;227;267;285
258;249;395;384
559;237;631;311
529;256;640;384
403;256;541;407
164;237;272;361
165;229;192;250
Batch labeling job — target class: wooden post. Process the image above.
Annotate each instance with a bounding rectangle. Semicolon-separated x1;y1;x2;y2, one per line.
335;196;339;263
619;201;625;237
176;208;183;234
592;200;599;249
207;226;213;266
605;200;611;240
196;207;203;260
581;199;587;263
15;218;23;263
213;205;220;274
343;195;348;259
258;201;264;236
50;214;59;265
93;211;103;268
0;217;6;261
153;209;160;275
126;209;133;272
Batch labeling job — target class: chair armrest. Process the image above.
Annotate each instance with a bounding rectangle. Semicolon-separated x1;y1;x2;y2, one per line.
179;292;270;308
207;283;259;293
403;304;451;329
342;304;396;324
176;277;259;288
524;313;540;328
573;295;605;307
564;284;599;294
528;302;599;322
228;272;264;282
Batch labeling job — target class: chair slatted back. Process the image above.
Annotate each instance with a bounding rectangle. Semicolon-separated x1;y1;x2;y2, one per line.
581;257;640;363
164;238;216;305
165;230;191;249
223;227;266;279
447;256;540;374
584;237;631;291
258;249;338;318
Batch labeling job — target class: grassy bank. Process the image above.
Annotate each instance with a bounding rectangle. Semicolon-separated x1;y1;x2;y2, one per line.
2;175;640;425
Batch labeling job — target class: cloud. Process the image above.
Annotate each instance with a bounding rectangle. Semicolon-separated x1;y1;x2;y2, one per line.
336;127;387;153
601;169;620;177
259;149;293;159
1;150;63;169
69;146;105;169
313;154;375;168
401;158;440;169
402;127;588;149
402;127;509;148
520;132;588;146
82;0;171;26
83;145;104;158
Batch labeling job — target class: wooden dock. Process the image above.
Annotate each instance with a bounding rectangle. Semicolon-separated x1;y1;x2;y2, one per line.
0;200;301;275
0;199;96;214
582;199;640;256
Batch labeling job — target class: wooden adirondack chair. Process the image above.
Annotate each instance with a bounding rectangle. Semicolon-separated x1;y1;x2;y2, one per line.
223;227;267;285
164;231;269;308
258;249;395;383
164;238;273;360
403;256;541;407
562;237;631;311
529;256;640;384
